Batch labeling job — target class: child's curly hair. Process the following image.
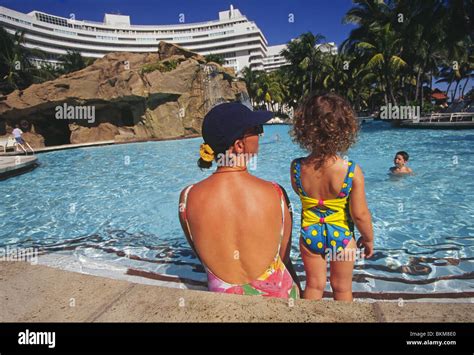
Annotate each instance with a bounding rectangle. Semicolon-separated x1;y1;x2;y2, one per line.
292;92;359;169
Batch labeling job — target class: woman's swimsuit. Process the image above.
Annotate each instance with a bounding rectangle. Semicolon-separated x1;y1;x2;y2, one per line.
292;158;356;254
181;182;299;299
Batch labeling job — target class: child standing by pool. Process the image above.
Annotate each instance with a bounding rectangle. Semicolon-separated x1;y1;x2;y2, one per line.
290;93;374;301
390;151;413;175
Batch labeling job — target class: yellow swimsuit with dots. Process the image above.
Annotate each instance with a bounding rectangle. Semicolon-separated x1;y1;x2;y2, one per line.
293;158;356;254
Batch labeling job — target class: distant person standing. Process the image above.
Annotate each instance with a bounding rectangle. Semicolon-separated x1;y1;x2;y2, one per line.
12;124;25;145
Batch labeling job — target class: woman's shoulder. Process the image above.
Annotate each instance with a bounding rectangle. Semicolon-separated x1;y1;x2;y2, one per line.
239;176;289;202
179;177;210;199
179;184;195;204
252;175;283;190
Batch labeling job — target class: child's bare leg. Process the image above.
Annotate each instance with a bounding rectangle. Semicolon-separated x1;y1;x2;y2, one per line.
300;241;327;300
329;238;357;301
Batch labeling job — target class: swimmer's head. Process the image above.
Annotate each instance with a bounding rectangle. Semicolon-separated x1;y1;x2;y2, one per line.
394;151;409;167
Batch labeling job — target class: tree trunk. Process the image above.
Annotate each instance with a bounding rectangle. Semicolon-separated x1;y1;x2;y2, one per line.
415;67;422;103
419;67;425;107
382;83;389;107
446;79;453;102
461;77;469;97
401;77;409;105
384;67;397;106
453;80;460;101
421;83;424;111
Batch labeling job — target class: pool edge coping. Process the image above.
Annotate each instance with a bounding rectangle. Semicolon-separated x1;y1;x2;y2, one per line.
1;261;472;323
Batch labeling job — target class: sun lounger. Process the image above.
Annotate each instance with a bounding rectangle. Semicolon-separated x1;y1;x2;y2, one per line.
0;136;17;153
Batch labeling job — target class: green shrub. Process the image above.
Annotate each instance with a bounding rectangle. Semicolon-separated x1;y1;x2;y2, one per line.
141;59;179;74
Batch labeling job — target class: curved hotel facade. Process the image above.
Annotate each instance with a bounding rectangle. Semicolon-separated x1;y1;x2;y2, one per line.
0;5;269;72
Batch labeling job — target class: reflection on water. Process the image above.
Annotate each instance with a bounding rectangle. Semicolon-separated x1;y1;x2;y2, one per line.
1;122;473;299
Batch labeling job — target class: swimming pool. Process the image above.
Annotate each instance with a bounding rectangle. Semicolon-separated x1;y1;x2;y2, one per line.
1;121;473;300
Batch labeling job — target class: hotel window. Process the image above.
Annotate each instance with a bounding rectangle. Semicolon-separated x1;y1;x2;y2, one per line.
97;35;118;41
36;13;69;27
54;28;77;36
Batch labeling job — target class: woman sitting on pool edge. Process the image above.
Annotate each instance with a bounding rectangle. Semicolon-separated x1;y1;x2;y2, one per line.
178;102;301;299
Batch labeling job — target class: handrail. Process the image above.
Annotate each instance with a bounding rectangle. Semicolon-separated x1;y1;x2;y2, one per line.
419;111;474;123
24;141;35;155
430;112;473;118
15;141;35;155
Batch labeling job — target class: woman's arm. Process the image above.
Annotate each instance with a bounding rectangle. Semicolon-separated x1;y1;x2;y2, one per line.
178;187;201;261
278;184;302;293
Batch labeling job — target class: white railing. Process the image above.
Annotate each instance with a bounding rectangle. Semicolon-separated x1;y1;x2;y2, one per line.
426;112;474;122
15;141;35;155
0;136;35;155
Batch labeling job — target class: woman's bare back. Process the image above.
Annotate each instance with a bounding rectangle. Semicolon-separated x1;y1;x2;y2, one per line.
183;173;287;284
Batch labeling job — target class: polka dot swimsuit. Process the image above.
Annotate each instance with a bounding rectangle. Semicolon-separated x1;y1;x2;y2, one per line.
292;158;356;254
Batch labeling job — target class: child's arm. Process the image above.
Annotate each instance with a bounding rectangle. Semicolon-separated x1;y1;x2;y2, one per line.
349;165;374;258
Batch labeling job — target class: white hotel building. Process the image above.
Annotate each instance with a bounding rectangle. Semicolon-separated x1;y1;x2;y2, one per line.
0;5;337;74
0;5;270;72
263;44;288;72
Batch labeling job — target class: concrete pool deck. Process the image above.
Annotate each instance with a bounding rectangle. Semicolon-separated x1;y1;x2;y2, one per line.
0;134;202;156
0;155;38;180
1;262;472;322
0;140;115;156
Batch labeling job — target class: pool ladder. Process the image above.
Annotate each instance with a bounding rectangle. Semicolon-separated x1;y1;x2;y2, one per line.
16;141;35;155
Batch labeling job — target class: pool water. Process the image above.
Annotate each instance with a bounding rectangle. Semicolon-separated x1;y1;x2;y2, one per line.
1;122;473;300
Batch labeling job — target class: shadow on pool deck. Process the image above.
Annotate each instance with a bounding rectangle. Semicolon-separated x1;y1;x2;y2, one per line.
1;262;472;322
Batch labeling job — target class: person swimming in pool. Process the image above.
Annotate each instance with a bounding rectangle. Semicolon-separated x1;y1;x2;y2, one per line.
178;102;301;299
390;151;413;175
290;93;374;302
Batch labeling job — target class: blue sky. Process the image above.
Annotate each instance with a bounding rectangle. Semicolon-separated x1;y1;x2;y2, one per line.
0;0;356;46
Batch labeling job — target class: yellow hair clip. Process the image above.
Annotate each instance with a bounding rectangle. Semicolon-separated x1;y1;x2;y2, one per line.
200;143;215;162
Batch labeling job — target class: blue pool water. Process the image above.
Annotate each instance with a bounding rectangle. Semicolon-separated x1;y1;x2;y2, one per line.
1;121;473;300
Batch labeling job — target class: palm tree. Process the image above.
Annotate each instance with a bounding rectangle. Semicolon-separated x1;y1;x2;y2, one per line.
0;27;39;93
281;32;327;95
355;23;406;106
438;54;474;101
241;66;258;107
341;0;472;109
0;26;67;94
58;50;91;74
395;0;447;107
323;54;376;112
257;71;286;111
240;68;287;112
341;0;391;53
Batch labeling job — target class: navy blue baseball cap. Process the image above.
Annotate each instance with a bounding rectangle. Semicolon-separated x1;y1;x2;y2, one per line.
202;102;273;153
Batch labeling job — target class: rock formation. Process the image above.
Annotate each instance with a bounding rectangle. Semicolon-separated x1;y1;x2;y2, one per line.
0;42;248;147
